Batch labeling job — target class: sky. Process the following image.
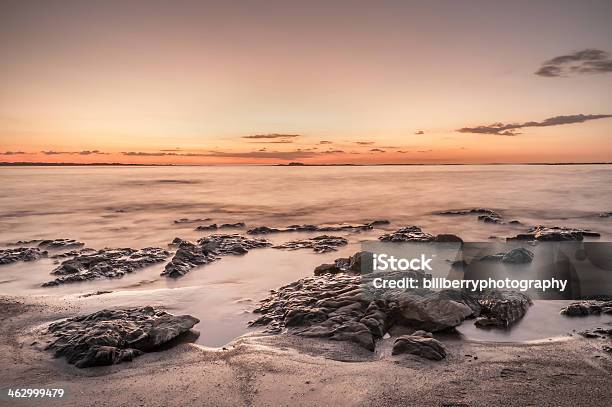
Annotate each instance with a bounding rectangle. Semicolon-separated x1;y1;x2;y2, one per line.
1;0;611;165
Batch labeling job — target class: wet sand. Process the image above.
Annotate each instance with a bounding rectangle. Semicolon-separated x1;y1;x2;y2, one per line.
1;295;611;407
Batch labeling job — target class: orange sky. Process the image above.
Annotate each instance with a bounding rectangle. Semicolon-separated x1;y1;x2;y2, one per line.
1;1;611;165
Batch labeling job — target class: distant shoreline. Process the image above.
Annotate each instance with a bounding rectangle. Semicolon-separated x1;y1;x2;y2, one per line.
0;161;611;167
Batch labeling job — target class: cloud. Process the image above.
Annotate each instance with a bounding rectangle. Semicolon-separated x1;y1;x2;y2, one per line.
121;150;319;160
396;150;409;153
370;148;385;153
355;141;374;145
319;140;333;144
1;151;28;155
321;149;345;154
457;114;612;136
417;150;433;153
41;150;108;155
242;134;301;139
247;140;294;144
535;49;612;77
414;130;424;135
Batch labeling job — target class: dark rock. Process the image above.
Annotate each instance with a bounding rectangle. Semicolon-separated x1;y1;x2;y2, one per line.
0;247;47;265
44;307;199;368
174;218;212;224
163;234;271;278
473;290;532;327
247;221;389;235
8;238;85;250
392;331;447;360
434;234;463;243
509;225;600;241
219;222;245;229
379;226;435;242
313;251;374;275
560;300;612;316
250;265;478;351
478;215;502;224
273;235;348;253
480;248;534;264
195;224;218;231
43;247;170;286
162;241;216;278
437;208;501;218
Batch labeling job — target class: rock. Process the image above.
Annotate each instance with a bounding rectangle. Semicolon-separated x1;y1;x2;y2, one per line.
509;225;600;241
174;218;212;224
560;300;612;316
219;222;245;229
273;235;348;253
0;247;47;265
473;290;532;327
162;234;271;277
313;251;374;275
162;241;216;278
195;224;218;231
44;307;199;368
8;238;85;250
379;226;435;242
478;215;502;224
195;222;245;231
501;248;534;264
392;331;447;360
385;290;476;331
251;262;477;351
247;221;389;235
480;248;534;264
43;247;170;286
437;208;501;218
434;234;463;243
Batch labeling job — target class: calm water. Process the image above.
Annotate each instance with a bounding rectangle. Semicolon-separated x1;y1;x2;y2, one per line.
1;165;611;346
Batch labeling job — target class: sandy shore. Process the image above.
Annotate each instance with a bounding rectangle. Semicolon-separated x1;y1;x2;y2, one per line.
1;295;611;407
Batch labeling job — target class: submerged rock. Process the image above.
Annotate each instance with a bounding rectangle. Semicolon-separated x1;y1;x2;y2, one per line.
163;234;271;278
560;300;612;316
392;331;447;360
10;239;85;250
473;290;532;327
437;208;502;218
194;222;246;231
273;235;348;253
509;225;600;241
0;247;47;265
480;248;534;264
43;247;170;286
174;217;212;224
44;306;199;368
247;220;389;235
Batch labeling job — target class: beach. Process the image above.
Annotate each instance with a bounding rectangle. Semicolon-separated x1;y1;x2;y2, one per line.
1;165;611;406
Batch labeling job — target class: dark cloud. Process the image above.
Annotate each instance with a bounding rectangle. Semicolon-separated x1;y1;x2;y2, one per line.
370;148;385;153
457;114;612;136
396;150;409;153
355;141;374;145
41;150;108;155
1;151;28;155
247;140;294;144
321;149;345;154
121;150;319;160
414;130;424;135
242;134;301;139
319;140;333;144
535;49;612;77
